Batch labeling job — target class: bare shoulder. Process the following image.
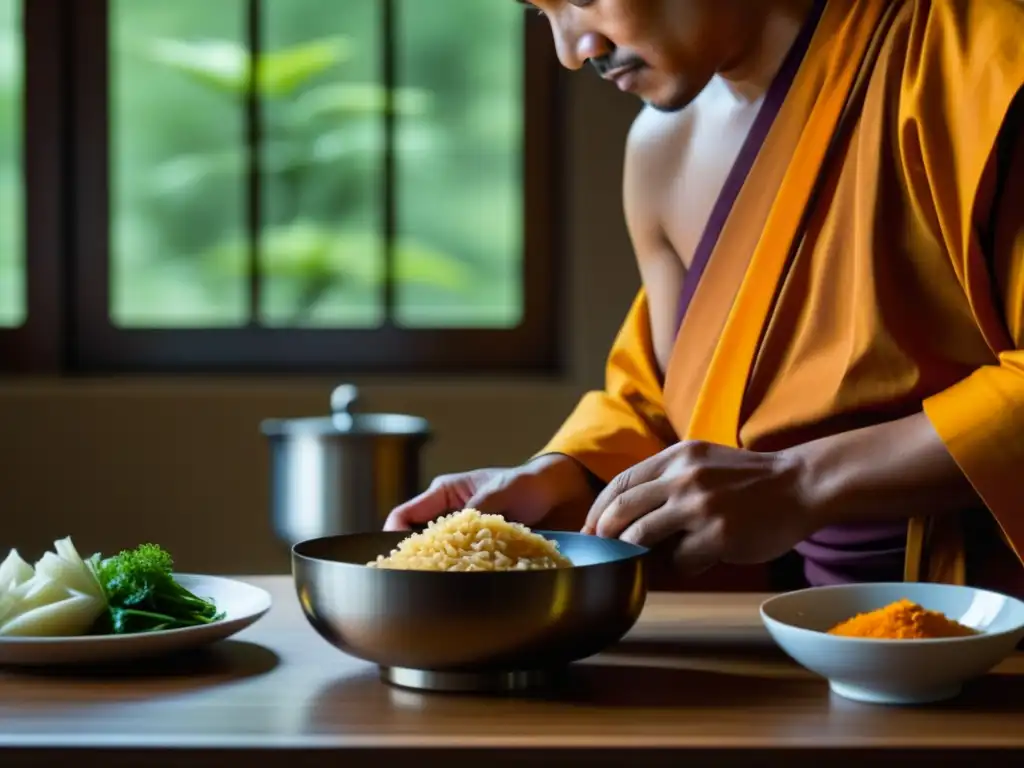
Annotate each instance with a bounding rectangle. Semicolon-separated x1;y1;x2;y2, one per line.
624;105;693;188
621;106;693;370
622;105;693;241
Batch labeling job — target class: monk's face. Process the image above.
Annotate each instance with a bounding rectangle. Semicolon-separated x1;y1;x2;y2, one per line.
525;0;757;112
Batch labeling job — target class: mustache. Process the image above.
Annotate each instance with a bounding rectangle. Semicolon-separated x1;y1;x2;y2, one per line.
589;53;646;77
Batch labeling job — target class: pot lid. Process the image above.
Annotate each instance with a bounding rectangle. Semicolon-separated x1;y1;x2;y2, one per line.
259;384;431;438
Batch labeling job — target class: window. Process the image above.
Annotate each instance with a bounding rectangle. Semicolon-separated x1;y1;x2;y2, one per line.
1;0;561;374
0;0;21;328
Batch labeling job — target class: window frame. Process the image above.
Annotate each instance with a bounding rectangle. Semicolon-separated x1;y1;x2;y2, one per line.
2;0;564;375
0;0;67;372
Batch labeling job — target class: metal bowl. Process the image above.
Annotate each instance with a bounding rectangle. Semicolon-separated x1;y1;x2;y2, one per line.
292;531;648;692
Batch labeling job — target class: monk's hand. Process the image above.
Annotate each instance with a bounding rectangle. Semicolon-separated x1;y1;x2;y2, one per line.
385;454;597;531
581;441;813;575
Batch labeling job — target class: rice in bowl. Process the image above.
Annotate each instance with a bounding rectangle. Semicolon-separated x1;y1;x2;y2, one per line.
368;509;573;572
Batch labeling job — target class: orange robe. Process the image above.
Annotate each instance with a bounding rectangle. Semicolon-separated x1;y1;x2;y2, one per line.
540;0;1024;588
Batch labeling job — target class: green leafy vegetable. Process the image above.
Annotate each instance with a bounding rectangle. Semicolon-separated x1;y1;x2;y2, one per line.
89;544;223;635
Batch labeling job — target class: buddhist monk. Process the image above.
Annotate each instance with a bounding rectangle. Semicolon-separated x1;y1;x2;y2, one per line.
386;0;1024;595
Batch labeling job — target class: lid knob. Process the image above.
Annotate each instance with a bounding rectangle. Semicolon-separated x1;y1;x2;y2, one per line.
330;384;359;417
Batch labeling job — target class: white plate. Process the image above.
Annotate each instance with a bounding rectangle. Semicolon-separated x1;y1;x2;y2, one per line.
0;574;272;667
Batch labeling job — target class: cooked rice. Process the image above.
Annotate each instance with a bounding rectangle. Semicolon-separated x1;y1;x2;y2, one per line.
368;508;572;572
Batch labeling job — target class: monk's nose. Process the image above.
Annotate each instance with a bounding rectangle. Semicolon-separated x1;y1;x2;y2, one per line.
576;32;612;68
552;26;612;71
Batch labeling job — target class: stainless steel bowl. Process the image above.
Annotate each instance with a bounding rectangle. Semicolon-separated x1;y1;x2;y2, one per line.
292;531;648;693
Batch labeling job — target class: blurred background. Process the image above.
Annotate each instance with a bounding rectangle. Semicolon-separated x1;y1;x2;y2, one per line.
0;0;642;573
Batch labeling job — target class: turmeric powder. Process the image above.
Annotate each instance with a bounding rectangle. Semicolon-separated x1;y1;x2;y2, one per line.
827;599;977;639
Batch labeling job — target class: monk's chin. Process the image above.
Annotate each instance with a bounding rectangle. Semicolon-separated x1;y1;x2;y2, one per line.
644;98;691;114
642;87;699;114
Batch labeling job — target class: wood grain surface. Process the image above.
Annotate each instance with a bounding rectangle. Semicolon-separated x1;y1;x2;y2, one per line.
1;576;1022;767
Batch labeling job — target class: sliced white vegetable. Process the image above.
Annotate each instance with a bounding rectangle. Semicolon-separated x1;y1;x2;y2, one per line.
0;591;20;626
0;549;33;592
0;550;37;626
0;537;108;637
0;591;106;637
53;537;103;594
36;539;104;600
7;574;70;613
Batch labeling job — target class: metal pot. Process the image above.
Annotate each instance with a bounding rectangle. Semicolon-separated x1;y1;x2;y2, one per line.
260;384;432;546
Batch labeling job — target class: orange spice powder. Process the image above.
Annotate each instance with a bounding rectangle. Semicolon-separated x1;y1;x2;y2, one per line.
827;598;978;639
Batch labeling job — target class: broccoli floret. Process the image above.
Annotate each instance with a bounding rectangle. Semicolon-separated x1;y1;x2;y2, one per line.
91;543;223;635
97;543;176;607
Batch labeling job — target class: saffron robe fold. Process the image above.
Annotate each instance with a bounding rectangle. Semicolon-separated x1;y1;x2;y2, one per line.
539;0;1024;589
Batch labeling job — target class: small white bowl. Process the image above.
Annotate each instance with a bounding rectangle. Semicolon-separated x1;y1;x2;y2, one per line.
760;582;1024;705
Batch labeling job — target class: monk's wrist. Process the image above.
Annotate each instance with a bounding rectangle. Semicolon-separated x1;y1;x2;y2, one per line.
780;439;860;532
780;412;978;531
524;453;604;509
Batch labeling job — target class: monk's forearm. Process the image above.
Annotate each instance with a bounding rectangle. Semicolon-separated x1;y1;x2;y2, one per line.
784;411;981;529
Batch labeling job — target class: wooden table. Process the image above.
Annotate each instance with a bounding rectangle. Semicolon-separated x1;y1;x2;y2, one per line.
1;576;1022;767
